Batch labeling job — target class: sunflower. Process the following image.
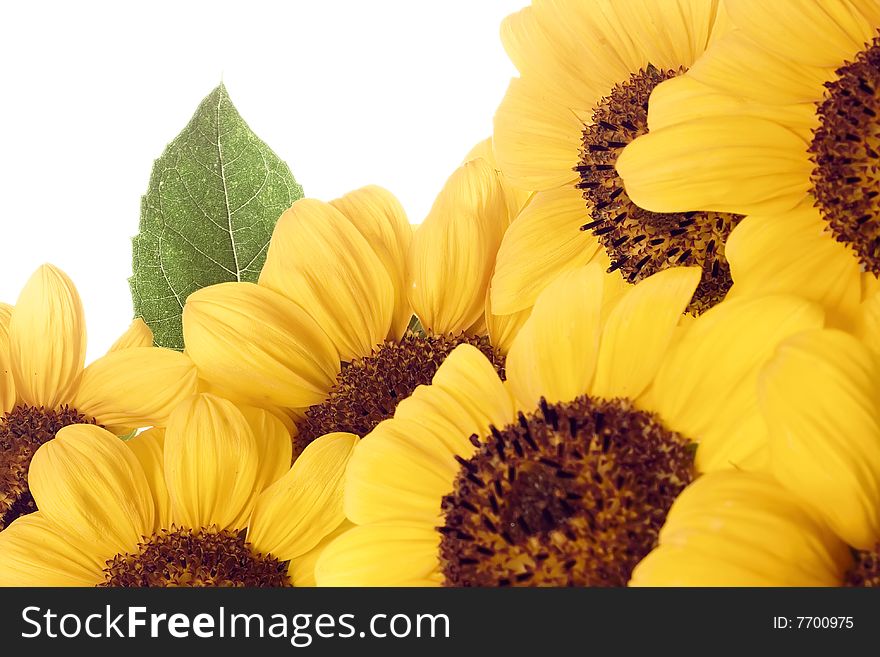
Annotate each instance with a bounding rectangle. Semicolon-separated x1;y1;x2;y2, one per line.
633;323;880;585
0;393;356;586
616;0;880;329
490;0;735;321
0;264;198;532
183;154;529;458
630;470;854;586
459;137;536;349
313;263;876;586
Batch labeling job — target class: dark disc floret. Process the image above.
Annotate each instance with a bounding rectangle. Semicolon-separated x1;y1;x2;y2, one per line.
294;331;505;455
810;34;880;273
575;64;743;314
845;545;880;587
101;526;291;587
439;396;694;587
0;404;96;530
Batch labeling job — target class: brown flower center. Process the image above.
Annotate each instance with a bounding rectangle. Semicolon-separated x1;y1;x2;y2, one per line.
845;545;880;587
439;396;693;587
810;35;880;273
294;331;505;456
101;526;291;587
576;64;743;314
0;404;96;531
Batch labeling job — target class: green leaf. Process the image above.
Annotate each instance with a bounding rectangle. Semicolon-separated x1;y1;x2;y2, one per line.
130;83;303;350
407;314;426;337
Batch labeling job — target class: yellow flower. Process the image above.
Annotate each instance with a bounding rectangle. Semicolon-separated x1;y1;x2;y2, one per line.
0;265;198;532
759;328;880;550
617;0;880;329
0;393;356;587
183;158;527;457
630;471;852;586
490;0;734;320
459;138;535;350
463;138;532;228
314;264;869;586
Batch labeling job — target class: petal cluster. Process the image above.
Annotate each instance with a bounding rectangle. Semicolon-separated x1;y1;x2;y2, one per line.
6;0;880;589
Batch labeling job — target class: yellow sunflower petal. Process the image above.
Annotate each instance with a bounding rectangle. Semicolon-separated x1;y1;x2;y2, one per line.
463;138;496;165
330;186;413;340
73;347;198;427
597;251;632;320
857;288;880;356
863;273;880;300
29;424;154;559
248;432;357;561
465;313;488;338
726;205;861;330
195;379;299;438
645;295;825;472
344;419;464;526
163;394;260;531
9;264;85;409
500;4;606;111
506;265;605;408
259;198;394;362
630;471;851;586
0;302;15;413
591;267;700;400
496;0;732;193
505;0;730;110
108;318;154;352
408;158;508;334
183;282;339;409
484;294;531;355
403;343;514;447
725;0;875;67
493;77;585;192
490;186;602;315
314;523;442;587
463;138;532;220
125;428;171;533
273;406;301;436
645;73;820;134
760;329;880;550
239;405;292;497
682;30;833;106
288;519;354;587
346;344;513;525
595;0;729;71
0;512;105;586
617;115;812;217
852;0;880;25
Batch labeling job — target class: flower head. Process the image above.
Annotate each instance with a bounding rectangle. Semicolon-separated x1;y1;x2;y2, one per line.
630;471;852;586
491;0;735;318
0;264;197;531
617;0;880;327
183;154;527;457
0;393;355;587
315;264;871;585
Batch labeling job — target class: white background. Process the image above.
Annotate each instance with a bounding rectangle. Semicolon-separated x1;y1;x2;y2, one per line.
0;0;523;359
